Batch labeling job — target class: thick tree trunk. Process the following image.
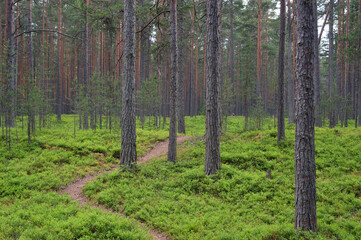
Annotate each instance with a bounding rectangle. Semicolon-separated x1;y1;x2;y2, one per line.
168;0;178;163
294;0;317;231
120;0;137;168
313;0;321;127
287;0;294;124
277;0;286;143
205;0;221;175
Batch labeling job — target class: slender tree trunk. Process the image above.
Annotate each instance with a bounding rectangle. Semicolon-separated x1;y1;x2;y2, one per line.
329;0;336;128
177;0;185;134
294;0;317;231
120;0;137;168
287;0;294;124
6;0;16;127
256;0;263;97
230;0;235;114
56;0;62;121
313;0;322;127
28;0;35;143
278;0;286;143
168;0;178;163
83;0;89;129
205;0;221;175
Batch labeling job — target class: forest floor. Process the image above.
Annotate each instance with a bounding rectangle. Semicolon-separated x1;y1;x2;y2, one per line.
1;115;361;239
61;135;192;240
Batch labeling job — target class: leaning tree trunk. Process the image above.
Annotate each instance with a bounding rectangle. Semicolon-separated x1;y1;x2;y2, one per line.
294;0;318;231
120;0;137;168
168;0;178;163
277;0;286;143
205;0;221;175
287;0;294;124
177;0;186;134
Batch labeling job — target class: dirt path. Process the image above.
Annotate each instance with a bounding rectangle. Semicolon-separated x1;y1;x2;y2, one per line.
60;135;192;240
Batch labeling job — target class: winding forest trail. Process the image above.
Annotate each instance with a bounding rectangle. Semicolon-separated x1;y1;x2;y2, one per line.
60;135;192;240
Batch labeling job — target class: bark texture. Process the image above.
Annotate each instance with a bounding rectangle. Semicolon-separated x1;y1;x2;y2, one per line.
177;0;185;134
313;0;321;127
168;0;178;163
57;0;62;121
120;0;137;168
294;0;318;231
287;0;294;124
6;0;16;127
278;0;286;143
205;0;221;175
83;0;89;129
328;0;336;128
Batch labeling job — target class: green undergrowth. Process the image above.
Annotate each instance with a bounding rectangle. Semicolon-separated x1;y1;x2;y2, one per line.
0;191;149;240
85;124;361;240
0;115;168;239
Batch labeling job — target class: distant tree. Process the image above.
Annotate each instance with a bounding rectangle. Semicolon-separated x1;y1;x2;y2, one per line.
83;0;89;129
177;0;186;134
6;0;16;127
277;0;285;143
57;0;62;121
205;0;221;175
328;0;337;128
294;0;317;231
120;0;137;168
313;0;321;127
287;0;294;124
168;0;178;163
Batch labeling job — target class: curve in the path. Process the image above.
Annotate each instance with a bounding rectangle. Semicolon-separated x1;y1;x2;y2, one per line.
60;135;192;240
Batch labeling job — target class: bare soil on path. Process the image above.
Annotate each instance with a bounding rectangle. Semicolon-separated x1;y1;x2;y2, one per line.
60;135;192;240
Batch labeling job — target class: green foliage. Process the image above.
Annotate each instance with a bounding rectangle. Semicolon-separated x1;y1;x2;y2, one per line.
85;118;361;240
0;192;148;240
0;115;168;239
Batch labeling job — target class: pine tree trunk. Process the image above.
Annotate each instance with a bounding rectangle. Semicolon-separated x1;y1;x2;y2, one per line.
205;0;221;175
6;0;16;127
177;0;186;134
277;0;286;143
287;0;294;124
256;0;263;97
120;0;137;168
329;0;336;128
83;0;89;129
56;0;62;121
294;0;317;231
313;0;322;127
168;0;178;163
230;0;235;114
